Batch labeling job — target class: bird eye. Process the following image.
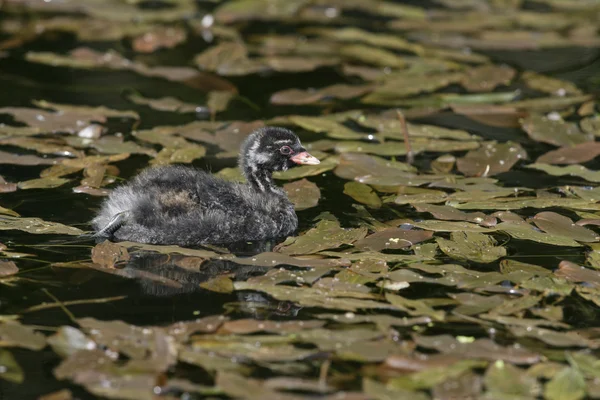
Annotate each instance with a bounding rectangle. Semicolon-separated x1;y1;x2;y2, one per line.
280;146;293;155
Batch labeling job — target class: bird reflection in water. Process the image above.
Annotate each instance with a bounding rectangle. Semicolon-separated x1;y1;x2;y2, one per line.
97;239;302;318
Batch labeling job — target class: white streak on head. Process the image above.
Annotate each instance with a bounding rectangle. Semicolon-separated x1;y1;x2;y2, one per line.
253;152;271;163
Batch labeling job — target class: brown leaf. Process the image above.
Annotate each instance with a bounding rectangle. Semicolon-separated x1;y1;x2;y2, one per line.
270;84;374;105
0;260;18;277
91;241;130;269
457;141;527;177
537;142;600;165
132;26;186;53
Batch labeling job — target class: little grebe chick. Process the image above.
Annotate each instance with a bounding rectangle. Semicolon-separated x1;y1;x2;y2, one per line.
92;127;319;246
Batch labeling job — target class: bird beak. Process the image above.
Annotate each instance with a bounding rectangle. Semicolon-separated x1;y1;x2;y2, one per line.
290;151;320;165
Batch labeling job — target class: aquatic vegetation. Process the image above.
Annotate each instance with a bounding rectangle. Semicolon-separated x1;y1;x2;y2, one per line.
1;0;600;399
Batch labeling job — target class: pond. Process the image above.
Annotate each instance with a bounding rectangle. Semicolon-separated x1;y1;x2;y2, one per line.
1;0;600;399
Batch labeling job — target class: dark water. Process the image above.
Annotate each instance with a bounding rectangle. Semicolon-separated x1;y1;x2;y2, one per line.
1;2;600;399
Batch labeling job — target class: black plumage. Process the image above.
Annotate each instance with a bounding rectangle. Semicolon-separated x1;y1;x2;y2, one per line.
92;127;319;246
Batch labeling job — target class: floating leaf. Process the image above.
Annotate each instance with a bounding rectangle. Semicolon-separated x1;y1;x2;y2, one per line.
283;179;320;210
0;321;46;350
386;293;445;321
207;90;235;115
287;116;365;139
544;367;586;400
0;176;17;193
127;93;198;113
522;71;582;96
532;212;599;243
521;114;592;147
484;361;541;398
0;150;62;166
308;27;419;52
527;163;600;183
26;47;233;91
47;326;97;358
17;177;69;190
0;349;24;383
0;216;84;235
362;72;464;104
436;232;506;263
199;275;234;293
461;64;515;92
416;336;541;364
334;152;416;182
354;228;433;251
335;139;480;156
537;142;600;164
131;26;187;53
271;84;373;105
413;204;497;227
0;260;18;277
91;241;130;268
344;182;382;208
340;44;407;68
457;141;527;177
234;282;392;312
275;218;367;255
